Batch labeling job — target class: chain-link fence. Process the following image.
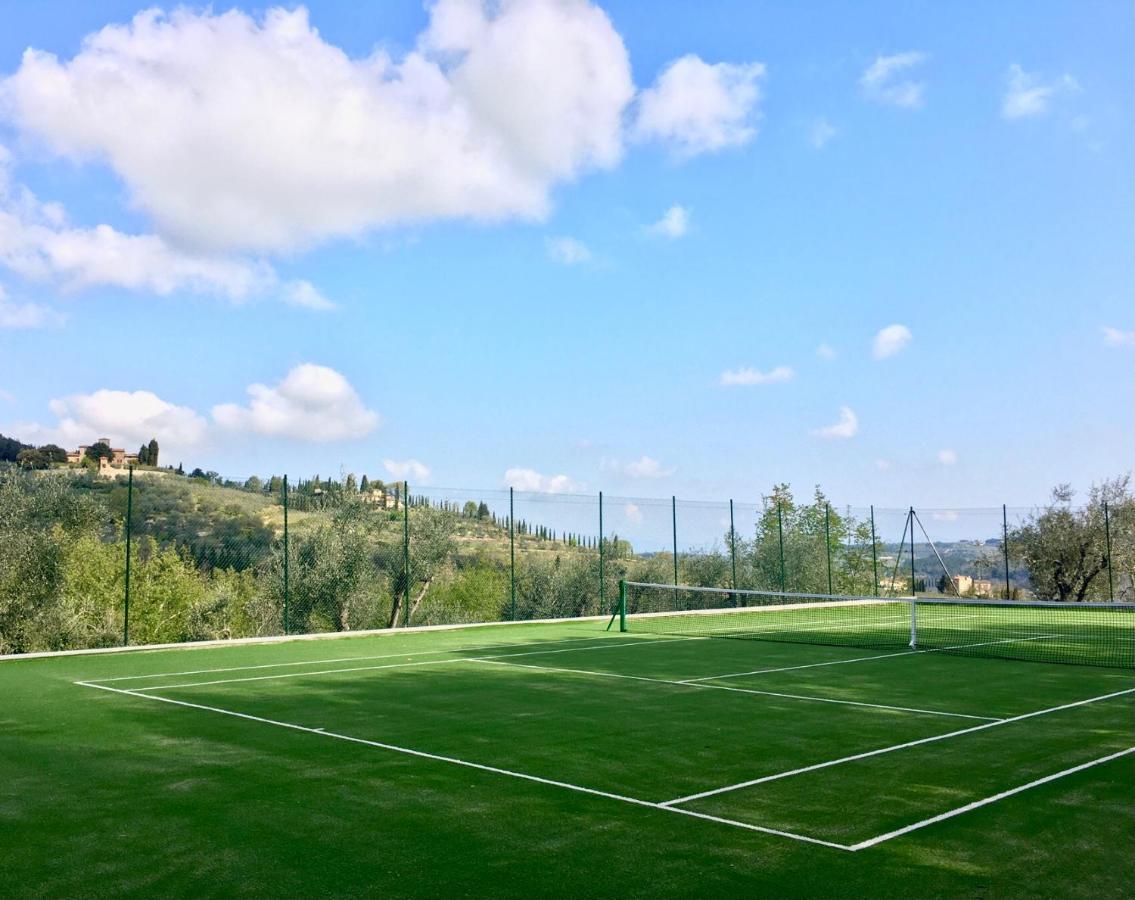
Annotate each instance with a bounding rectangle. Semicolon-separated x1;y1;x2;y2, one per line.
1;463;1131;654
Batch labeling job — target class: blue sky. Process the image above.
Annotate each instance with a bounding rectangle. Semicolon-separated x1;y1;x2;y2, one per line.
0;0;1131;510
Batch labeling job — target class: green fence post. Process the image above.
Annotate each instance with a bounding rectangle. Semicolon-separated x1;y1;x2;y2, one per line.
509;486;516;620
825;502;833;596
282;475;290;634
729;498;737;602
1001;503;1011;601
123;465;133;646
870;505;879;597
1104;501;1114;601
402;480;410;627
618;579;627;632
909;507;917;596
777;501;786;593
671;495;679;587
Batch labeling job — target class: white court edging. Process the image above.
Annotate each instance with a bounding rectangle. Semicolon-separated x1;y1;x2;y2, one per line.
659;686;1135;806
75;680;851;852
849;746;1135;850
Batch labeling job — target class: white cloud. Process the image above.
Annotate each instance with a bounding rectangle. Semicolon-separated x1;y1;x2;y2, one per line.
213;364;379;441
20;388;207;456
812;406;859;440
0;3;635;254
872;324;912;359
809;117;837;149
383;458;431;483
0;158;330;307
1002;65;1079;120
503;467;580;493
874;458;891;471
937;449;958;466
1101;326;1135;347
624;455;676;479
623;502;643;524
816;343;837;361
719;365;794;387
860;52;928;109
646;204;690;239
546;236;592;265
932;510;959;522
0;284;64;328
634;54;765;156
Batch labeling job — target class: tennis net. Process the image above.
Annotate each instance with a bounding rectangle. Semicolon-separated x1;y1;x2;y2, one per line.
618;581;1135;668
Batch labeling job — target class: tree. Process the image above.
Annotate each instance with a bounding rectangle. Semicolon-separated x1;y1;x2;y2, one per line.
387;506;456;627
244;476;263;493
84;442;113;462
360;475;369;493
137;444;150;466
462;500;478;518
345;473;358;493
1010;478;1131;601
477;501;490;520
39;445;68;464
147;439;159;468
16;449;48;470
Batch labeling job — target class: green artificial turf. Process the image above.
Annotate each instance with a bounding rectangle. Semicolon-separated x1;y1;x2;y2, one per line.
2;620;1133;898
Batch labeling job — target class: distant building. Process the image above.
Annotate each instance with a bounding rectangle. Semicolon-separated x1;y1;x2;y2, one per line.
66;438;140;470
952;574;994;598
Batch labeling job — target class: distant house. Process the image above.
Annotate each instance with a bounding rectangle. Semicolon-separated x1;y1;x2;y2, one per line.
362;488;401;509
952;574;994;598
66;438;140;471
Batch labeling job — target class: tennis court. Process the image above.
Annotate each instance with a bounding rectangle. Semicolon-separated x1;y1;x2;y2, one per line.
3;587;1133;897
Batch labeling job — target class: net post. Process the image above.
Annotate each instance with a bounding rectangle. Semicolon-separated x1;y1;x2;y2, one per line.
619;579;627;632
825;503;833;596
1104;501;1114;601
908;506;917;596
509;486;516;620
282;474;289;634
908;596;918;649
1001;503;1011;601
870;505;879;597
402;480;410;628
729;498;738;604
776;501;786;593
599;491;605;615
123;465;133;646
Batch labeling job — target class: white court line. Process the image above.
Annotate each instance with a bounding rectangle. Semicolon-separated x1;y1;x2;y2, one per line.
681;633;1061;683
474;659;1000;722
659;686;1135;807
850;746;1135;850
87;635;639;684
76;680;850;851
127;636;705;692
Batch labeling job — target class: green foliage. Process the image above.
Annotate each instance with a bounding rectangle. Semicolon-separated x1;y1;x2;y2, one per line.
16;449;49;470
85;442;114;462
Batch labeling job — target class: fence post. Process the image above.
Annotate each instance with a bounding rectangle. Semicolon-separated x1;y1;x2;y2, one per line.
825;503;833;596
870;505;879;597
618;579;627;633
282;475;290;634
402;480;410;627
1001;503;1011;601
509;486;516;620
671;495;679;587
909;506;917;596
776;501;786;593
123;465;133;646
1104;501;1114;601
598;491;605;613
729;498;737;602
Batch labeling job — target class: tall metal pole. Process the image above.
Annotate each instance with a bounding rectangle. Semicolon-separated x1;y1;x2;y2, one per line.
870;505;879;597
908;506;917;596
777;501;786;593
402;481;410;627
598;491;605;612
1001;503;1011;601
282;475;290;633
729;499;738;603
509;486;516;620
824;503;833;596
1104;501;1114;601
671;496;679;587
123;466;133;646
